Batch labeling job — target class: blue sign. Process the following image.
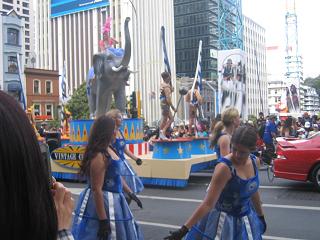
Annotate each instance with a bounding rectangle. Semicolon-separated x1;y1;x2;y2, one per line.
51;0;109;18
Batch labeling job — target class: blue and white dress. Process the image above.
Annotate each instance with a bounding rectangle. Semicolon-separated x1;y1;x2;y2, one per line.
185;155;264;240
72;153;144;240
112;130;144;193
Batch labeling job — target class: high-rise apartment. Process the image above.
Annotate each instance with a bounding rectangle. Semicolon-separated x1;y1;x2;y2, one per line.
243;15;268;117
1;0;34;65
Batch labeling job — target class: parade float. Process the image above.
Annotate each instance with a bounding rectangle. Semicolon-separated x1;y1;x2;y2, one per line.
50;18;217;187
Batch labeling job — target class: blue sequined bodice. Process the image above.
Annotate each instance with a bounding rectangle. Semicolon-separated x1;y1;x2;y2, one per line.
102;156;124;193
112;130;126;159
88;154;124;193
215;155;259;217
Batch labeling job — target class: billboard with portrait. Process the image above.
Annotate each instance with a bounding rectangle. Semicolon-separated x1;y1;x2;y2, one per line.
51;0;109;18
218;49;247;118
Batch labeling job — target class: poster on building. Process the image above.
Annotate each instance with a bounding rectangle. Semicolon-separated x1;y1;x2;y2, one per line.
218;49;247;118
274;81;300;115
51;0;109;18
284;79;300;114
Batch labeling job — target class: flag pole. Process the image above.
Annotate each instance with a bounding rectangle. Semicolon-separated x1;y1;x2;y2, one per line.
16;53;26;110
191;40;202;102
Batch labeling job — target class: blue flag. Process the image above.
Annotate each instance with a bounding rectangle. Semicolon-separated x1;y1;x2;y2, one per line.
161;26;171;75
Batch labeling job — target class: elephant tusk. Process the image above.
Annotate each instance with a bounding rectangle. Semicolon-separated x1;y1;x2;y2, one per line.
112;65;125;72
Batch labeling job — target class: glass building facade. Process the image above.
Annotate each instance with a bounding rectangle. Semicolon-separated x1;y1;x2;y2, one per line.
174;0;219;80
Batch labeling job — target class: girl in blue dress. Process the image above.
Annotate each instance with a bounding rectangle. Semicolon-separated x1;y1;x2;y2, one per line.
72;116;144;240
210;107;240;159
164;126;267;240
106;109;144;194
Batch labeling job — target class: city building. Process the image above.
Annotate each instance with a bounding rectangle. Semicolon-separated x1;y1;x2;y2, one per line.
24;67;59;121
1;0;34;65
174;0;218;81
36;0;176;124
120;0;176;124
35;0;109;94
0;9;25;105
303;86;320;115
34;0;52;70
243;15;268;117
267;79;287;115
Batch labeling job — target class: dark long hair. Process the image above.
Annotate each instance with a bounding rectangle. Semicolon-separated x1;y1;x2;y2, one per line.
0;91;57;239
80;116;115;176
231;126;257;151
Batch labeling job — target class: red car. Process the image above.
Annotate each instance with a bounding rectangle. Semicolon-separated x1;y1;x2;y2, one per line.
274;132;320;191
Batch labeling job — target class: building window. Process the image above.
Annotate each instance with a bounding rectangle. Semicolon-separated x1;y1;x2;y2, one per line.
46;104;53;117
45;80;52;94
33;80;41;94
7;28;19;45
2;4;13;10
33;104;41;116
8;56;18;73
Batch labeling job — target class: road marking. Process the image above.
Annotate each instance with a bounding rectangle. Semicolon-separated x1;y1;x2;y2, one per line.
262;204;320;211
189;183;293;190
260;186;293;189
137;220;179;229
139;195;202;203
69;188;320;211
137;220;305;240
137;195;320;211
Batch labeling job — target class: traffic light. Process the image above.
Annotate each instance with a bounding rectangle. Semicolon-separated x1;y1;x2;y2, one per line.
130;91;138;118
131;91;137;109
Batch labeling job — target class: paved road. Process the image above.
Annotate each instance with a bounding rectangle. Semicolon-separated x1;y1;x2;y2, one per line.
65;168;320;240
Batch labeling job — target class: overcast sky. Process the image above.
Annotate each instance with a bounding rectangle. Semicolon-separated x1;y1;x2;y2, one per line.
242;0;320;78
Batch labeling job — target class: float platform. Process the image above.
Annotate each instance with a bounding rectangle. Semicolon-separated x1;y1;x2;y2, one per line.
126;152;217;188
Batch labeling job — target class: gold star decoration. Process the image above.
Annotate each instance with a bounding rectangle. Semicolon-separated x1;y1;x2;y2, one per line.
177;146;184;155
163;147;170;154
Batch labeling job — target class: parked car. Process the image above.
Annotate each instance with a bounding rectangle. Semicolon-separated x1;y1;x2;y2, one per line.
274;132;320;191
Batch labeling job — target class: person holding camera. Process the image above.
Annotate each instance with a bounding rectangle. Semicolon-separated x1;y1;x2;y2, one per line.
0;91;74;240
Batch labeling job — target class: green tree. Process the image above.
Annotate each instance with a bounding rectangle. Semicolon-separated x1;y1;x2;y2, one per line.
305;75;320;95
66;83;90;120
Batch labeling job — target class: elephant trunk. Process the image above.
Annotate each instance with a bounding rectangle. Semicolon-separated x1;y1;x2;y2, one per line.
112;17;131;72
